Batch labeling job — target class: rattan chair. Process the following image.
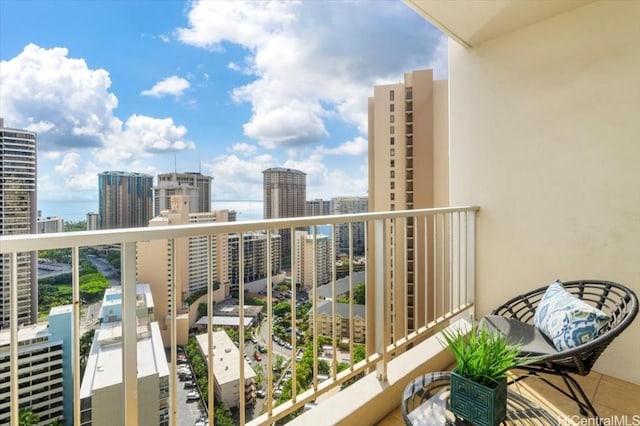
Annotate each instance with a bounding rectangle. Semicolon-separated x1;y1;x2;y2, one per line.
487;280;638;418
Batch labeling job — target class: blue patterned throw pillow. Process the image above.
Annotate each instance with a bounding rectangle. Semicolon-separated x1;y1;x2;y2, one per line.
533;280;610;352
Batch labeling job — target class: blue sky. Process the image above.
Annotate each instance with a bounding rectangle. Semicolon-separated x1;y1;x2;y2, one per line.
1;0;446;205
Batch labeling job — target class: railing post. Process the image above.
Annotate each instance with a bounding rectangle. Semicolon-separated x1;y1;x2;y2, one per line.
122;241;138;425
466;211;477;319
374;219;388;382
9;252;18;426
72;247;81;426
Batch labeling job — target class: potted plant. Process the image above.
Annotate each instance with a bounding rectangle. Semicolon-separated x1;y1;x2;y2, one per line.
440;323;535;426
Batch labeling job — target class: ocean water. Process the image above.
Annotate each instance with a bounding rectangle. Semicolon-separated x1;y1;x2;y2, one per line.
40;199;330;236
38;199;265;223
38;200;98;222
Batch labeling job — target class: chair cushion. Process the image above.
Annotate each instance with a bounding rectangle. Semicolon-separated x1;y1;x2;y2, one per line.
533;280;611;351
480;315;557;356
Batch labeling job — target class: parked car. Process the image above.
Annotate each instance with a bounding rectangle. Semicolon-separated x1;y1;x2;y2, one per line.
256;389;266;398
186;391;200;401
179;373;193;381
254;352;262;362
258;344;267;354
184;381;196;389
251;335;258;344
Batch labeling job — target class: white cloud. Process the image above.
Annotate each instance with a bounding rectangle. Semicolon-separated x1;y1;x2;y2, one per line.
318;136;367;156
0;43;120;150
96;115;195;164
206;153;276;199
177;1;443;149
1;44;197;197
232;142;258;155
141;75;190;98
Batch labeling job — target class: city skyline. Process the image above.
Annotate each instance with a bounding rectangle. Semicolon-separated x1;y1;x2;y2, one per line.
0;0;446;206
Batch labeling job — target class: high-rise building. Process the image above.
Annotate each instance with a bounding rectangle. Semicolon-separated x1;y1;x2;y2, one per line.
137;196;231;346
367;69;449;334
153;172;212;215
331;196;368;256
262;167;306;267
38;216;64;233
0;305;73;425
227;232;281;297
98;171;153;229
79;284;169;426
86;212;99;230
305;198;331;217
0;118;38;326
294;230;331;290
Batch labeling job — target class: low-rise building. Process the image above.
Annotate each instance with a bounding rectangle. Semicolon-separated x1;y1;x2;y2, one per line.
195;331;256;409
311;301;366;343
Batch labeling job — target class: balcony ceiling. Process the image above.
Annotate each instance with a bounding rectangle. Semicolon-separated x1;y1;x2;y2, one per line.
404;0;595;47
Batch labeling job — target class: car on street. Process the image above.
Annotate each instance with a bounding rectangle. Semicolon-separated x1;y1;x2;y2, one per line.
184;381;196;389
256;389;266;398
186;391;200;401
251;335;258;344
254;352;262;361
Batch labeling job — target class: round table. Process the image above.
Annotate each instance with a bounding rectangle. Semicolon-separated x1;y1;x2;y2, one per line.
401;371;559;426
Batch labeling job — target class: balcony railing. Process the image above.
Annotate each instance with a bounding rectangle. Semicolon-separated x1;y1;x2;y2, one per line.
0;206;478;426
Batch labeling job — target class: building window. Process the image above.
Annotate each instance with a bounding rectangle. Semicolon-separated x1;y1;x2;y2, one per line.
390;126;395;134
390;193;395;201
389;90;395;101
390;137;395;145
390;104;395;112
390;115;395;123
390;160;395;168
390;148;395;156
391;182;395;190
390;170;395;178
390;204;395;211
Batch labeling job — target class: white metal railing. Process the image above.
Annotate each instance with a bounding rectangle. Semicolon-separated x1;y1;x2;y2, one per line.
0;206;478;426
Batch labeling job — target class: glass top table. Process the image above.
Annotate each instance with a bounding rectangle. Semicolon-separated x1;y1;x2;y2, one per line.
401;371;559;426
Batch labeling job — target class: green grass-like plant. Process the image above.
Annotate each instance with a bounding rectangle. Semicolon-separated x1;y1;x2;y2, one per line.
441;323;536;388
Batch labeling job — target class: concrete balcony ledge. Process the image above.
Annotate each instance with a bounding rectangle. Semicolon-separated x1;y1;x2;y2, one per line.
288;320;470;426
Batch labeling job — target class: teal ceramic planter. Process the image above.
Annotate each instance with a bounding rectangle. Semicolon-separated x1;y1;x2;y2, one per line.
450;369;507;426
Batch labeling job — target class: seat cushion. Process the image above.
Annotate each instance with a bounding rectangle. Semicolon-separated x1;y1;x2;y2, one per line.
480;315;557;356
533;280;611;351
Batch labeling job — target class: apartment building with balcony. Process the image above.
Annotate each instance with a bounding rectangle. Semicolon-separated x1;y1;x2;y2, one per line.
86;213;99;231
263;167;307;266
293;230;331;291
312;301;366;343
0;118;38;326
305;198;330;217
331;196;368;256
98;171;153;229
37;216;63;234
227;232;282;296
0;305;72;425
195;331;256;409
1;2;639;425
153;172;212;216
79;284;169;426
137;196;229;347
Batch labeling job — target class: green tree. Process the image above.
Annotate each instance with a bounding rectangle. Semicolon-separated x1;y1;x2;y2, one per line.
64;220;87;232
19;409;39;426
353;283;365;305
274;301;291;317
80;329;96;377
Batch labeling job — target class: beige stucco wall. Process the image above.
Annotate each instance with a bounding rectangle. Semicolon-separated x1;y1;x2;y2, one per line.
448;1;640;384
